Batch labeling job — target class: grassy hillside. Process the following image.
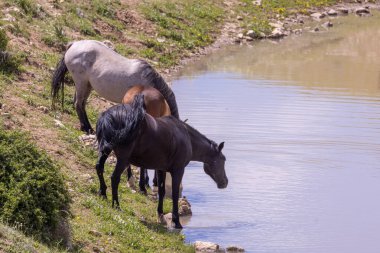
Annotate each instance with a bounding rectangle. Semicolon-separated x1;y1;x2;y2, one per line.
0;0;345;252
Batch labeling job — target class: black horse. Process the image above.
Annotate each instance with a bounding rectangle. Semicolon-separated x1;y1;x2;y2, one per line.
95;94;228;229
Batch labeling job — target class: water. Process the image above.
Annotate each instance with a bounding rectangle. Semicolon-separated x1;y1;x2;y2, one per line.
172;12;380;253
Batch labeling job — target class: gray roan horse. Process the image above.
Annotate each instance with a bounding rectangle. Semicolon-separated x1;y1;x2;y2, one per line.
96;94;228;229
51;40;179;133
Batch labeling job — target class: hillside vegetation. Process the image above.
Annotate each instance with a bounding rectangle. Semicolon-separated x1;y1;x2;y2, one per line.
0;0;343;252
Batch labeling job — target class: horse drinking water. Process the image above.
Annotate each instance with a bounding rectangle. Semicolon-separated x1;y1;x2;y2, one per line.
51;40;179;133
96;94;228;229
122;85;171;193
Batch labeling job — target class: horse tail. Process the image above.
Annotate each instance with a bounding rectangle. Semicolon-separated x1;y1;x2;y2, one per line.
51;42;73;109
96;94;146;155
140;60;179;119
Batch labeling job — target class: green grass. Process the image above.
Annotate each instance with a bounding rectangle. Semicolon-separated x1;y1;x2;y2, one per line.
236;0;337;35
140;0;224;67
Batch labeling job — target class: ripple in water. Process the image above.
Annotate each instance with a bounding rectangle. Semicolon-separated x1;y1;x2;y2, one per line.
172;11;380;253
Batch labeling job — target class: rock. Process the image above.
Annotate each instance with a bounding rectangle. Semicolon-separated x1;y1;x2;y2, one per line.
252;0;261;6
179;196;192;216
38;106;49;114
237;16;243;21
2;14;16;22
54;119;64;128
355;7;370;15
322;21;333;28
226;246;245;252
268;27;286;39
313;27;320;32
89;230;102;237
310;12;326;19
195;241;224;253
338;8;349;14
78;134;97;147
157;37;166;43
76;8;84;18
92;246;104;253
327;9;338;16
237;33;244;39
293;29;302;35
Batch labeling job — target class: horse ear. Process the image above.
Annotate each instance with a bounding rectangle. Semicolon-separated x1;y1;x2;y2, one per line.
218;142;225;152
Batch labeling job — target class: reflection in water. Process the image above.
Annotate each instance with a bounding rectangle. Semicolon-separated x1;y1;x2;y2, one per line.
173;11;380;253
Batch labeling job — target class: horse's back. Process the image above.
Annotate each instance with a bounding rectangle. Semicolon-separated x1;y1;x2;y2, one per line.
130;115;191;170
64;40;149;103
122;85;171;117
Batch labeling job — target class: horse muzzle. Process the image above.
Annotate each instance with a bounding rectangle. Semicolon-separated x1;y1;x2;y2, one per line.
217;179;228;189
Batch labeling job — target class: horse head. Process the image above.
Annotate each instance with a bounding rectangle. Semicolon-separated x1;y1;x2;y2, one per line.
203;142;228;189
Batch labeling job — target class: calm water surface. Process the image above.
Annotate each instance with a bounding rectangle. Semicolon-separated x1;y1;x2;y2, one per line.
172;12;380;253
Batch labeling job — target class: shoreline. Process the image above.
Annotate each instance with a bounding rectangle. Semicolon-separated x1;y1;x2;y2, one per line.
165;1;380;82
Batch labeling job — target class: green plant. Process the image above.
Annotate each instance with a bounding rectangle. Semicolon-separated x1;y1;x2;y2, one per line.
0;129;70;243
0;30;8;51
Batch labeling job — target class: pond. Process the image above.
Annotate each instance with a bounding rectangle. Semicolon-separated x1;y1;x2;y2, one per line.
172;12;380;253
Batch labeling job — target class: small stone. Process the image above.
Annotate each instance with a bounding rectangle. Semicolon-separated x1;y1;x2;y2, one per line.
237;33;244;39
322;21;333;28
54;119;64;128
157;37;166;43
310;12;326;19
237;16;243;21
226;245;245;252
314;27;320;32
268;27;286;39
92;246;104;253
327;9;338;16
355;7;370;15
2;14;16;22
76;8;84;18
338;8;349;14
293;29;302;35
89;230;102;237
38;106;49;114
252;0;261;6
195;241;223;253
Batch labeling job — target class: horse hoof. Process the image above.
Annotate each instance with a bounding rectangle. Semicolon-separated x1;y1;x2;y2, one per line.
174;223;183;229
139;189;148;195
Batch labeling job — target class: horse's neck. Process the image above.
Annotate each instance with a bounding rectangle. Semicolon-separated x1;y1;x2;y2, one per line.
186;125;211;163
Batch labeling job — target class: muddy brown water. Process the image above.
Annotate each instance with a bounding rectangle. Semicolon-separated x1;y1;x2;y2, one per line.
171;12;380;253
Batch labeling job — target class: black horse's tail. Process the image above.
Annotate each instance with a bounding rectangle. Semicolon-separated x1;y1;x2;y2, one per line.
51;42;73;109
96;94;146;154
140;60;179;119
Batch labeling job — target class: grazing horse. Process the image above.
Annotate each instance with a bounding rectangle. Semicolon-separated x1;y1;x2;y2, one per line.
122;85;171;194
51;40;179;133
95;94;228;229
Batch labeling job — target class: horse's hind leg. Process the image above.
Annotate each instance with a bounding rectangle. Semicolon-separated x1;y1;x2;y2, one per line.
96;151;110;198
111;159;128;209
73;79;93;133
138;168;148;195
157;170;166;219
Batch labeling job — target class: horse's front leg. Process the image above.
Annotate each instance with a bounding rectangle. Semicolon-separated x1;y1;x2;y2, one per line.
96;151;110;198
171;168;185;229
157;170;166;219
111;159;128;209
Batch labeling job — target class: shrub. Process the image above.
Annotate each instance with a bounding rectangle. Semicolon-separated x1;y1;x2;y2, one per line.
0;129;70;243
